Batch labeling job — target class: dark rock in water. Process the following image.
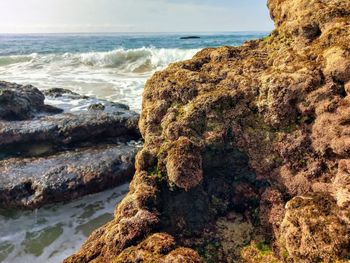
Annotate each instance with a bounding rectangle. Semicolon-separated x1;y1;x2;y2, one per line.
44;87;130;111
0;144;137;209
0;81;62;121
0;86;140;149
88;103;106;111
43;88;89;100
180;36;201;39
0;82;142;209
0;105;139;148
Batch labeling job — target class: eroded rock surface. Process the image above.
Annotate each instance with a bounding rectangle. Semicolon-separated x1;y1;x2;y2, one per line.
0;83;141;209
67;0;350;262
0;86;139;149
279;194;349;262
0;81;62;121
0;144;137;209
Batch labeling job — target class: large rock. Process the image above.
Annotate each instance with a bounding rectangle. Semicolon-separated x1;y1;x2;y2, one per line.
0;86;139;149
67;1;350;262
0;109;139;149
0;83;141;209
0;81;62;120
0;144;137;209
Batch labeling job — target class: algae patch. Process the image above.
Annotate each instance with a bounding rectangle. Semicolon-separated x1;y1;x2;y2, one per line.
22;224;64;256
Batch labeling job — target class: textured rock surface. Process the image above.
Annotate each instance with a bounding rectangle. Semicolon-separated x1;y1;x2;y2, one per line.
0;86;139;149
0;144;137;209
67;0;350;262
0;110;139;148
0;81;62;120
279;194;349;262
0;84;141;209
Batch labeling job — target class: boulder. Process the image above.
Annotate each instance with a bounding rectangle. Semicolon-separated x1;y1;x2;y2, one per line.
279;194;350;262
0;81;62;121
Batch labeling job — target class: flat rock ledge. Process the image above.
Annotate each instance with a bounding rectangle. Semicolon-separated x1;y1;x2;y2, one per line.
0;81;142;209
0;144;137;209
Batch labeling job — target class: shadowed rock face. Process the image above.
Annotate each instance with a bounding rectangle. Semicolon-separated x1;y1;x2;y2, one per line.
0;81;62;120
66;0;350;262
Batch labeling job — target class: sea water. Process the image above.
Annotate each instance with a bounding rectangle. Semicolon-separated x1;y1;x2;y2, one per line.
0;184;129;263
0;32;267;263
0;32;267;112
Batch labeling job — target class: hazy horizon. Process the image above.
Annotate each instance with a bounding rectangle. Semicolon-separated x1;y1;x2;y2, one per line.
0;31;272;35
0;0;274;34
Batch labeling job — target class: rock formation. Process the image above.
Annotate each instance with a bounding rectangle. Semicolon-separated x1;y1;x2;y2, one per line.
0;81;62;120
0;145;137;209
66;0;350;262
0;83;141;209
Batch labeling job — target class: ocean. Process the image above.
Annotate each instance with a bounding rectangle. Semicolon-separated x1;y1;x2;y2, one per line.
0;32;267;263
0;32;267;112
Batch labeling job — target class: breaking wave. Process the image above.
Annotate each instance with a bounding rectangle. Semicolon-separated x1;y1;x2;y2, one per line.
0;47;199;74
0;47;199;112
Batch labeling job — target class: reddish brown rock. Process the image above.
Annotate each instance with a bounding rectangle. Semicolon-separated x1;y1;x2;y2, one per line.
113;233;203;263
166;137;203;191
66;0;350;262
279;194;350;263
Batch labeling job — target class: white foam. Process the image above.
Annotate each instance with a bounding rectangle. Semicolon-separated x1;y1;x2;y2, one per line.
0;47;199;112
0;183;129;263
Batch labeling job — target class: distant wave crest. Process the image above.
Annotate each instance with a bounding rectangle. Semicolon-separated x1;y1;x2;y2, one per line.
0;47;199;74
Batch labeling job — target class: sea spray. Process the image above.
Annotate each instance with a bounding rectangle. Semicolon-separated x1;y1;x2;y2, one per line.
0;33;265;112
0;47;199;73
0;47;199;112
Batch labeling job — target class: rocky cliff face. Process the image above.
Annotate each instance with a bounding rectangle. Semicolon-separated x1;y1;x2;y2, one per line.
66;0;350;262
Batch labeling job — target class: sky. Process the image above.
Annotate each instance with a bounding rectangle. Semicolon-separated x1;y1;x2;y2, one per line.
0;0;274;33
